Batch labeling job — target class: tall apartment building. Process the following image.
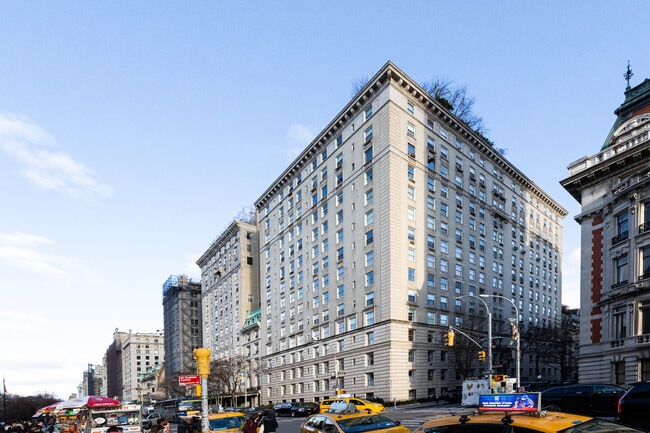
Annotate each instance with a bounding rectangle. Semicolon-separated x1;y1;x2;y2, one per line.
162;274;202;378
197;208;260;404
254;61;567;404
562;76;650;384
79;364;103;397
102;328;164;401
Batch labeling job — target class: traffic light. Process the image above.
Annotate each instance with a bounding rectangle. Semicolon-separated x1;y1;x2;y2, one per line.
445;330;455;346
478;350;486;361
194;347;211;376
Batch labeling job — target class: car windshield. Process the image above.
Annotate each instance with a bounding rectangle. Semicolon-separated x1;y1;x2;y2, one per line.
336;415;399;433
559;418;647;433
208;416;245;431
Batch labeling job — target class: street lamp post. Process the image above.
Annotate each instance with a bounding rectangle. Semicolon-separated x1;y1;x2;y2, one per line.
480;294;521;391
456;295;492;391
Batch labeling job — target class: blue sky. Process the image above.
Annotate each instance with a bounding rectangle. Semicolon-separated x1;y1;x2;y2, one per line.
1;1;649;399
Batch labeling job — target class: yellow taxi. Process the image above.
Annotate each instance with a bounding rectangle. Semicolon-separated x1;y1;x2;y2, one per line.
302;403;407;433
319;398;385;413
414;409;647;432
206;412;248;433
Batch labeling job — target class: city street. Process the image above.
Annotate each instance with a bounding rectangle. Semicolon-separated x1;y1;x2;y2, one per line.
271;403;462;433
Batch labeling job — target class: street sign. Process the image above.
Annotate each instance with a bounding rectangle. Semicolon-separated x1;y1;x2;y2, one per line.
179;375;201;386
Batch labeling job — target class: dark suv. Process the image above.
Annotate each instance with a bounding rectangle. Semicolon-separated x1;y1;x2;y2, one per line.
541;384;626;416
617;380;650;429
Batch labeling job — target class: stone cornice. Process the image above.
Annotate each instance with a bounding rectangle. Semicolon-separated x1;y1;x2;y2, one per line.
254;61;566;217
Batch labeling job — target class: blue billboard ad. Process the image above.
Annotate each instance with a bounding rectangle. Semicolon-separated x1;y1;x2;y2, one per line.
478;393;540;412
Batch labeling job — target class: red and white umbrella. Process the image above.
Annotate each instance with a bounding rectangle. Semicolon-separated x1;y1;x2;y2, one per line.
56;396;120;410
36;402;60;415
34;402;61;416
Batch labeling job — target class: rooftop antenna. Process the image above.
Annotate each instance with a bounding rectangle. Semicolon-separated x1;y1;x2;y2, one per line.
624;60;634;90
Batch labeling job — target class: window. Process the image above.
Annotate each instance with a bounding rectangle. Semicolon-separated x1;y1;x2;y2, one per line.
365;126;373;143
365;210;374;225
407;102;414;115
366;271;374;286
365;310;375;326
614;211;629;244
366;291;374;306
365;106;373;120
408;143;416;158
643;246;650;279
365;146;373;164
408;290;415;303
614;308;627;339
408;165;415;181
365;168;373;184
407;122;415;137
365;230;374;245
615;255;628;285
365;188;373;205
407;185;415;200
641;302;650;335
408;248;415;262
365;250;374;266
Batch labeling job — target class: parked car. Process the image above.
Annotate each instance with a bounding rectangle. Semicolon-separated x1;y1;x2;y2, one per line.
291;403;318;417
412;409;646;433
302;403;408;433
541;383;626;416
441;389;461;403
273;402;294;416
617;380;650;430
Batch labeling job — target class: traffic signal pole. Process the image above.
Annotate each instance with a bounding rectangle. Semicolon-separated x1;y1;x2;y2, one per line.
194;348;211;433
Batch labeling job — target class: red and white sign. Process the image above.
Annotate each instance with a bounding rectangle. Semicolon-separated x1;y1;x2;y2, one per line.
179;375;201;386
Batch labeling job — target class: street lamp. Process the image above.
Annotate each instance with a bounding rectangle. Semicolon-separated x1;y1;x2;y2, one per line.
456;295;492;390
480;294;521;391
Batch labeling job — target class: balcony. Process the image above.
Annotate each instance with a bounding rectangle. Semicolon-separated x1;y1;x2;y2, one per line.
611;280;628;290
612;230;629;245
610;339;626;347
636;334;650;345
640;221;650;234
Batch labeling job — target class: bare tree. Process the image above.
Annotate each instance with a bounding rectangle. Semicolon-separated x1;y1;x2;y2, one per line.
520;323;564;381
161;368;196;398
449;315;491;379
421;78;487;137
351;76;370;98
207;356;247;406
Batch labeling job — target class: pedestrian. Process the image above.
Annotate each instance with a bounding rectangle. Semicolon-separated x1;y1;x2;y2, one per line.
156;419;170;433
257;411;277;433
242;414;259;433
149;426;164;433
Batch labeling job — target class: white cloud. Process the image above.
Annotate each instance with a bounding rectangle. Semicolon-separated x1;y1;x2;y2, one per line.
0;112;114;200
286;124;315;159
0;230;69;278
